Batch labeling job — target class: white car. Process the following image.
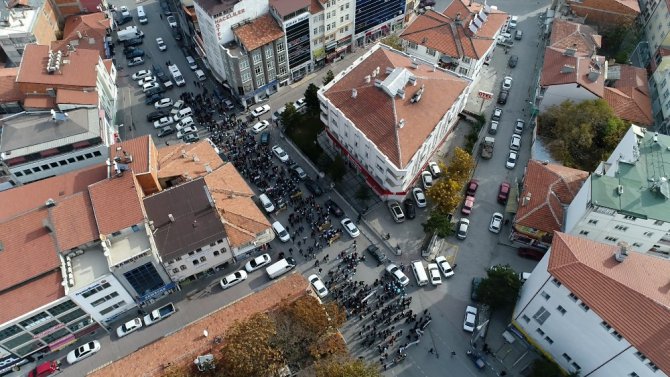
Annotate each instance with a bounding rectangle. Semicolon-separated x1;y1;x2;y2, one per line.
386;264;410;286
427;263;442;285
295;97;306;111
510;134;521;151
153;117;174;129
177;125;198;139
463;306;478;332
308;274;329;298
252;120;270;134
435;256;455;278
167;15;177;28
506;151;518;169
220;270;248;289
502;76;513;90
156;37;167;51
251;104;271;117
412;187;427;208
176;117;194;131
138;76;157;86
116;318;142;338
120;5;130;17
66;341;101;365
154;98;173;109
143;82;159;92
244;254;271;273
341;218;360;238
132;69;152;80
456;218;470;240
421;171;433;190
428;161;441;177
272;145;289;162
489;212;503;233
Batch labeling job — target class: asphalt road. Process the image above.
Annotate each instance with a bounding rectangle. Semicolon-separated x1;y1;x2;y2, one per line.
10;1;551;376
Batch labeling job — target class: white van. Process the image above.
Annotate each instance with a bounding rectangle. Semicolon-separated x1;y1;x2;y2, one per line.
137;6;147;24
259;193;275;213
195;69;206;81
266;257;296;279
411;260;429;287
272;221;290;242
173;107;193;121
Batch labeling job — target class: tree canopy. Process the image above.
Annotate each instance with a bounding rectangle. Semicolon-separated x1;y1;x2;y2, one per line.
281;102;299;133
426;148;474;214
476;264;523;309
538;99;628;171
322;70;335;85
314;356;382;377
422;210;453;237
304;83;320;115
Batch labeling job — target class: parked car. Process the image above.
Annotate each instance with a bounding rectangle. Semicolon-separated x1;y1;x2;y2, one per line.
220;270;247;289
146;110;168;121
489;212;503;233
245;254;271;272
386;264;410;286
252;120;270;133
183;133;200;143
27;360;60;377
427;263;442;285
463;306;478;332
295;97;306;111
290;164;307;180
138;76;157;86
144;93;162;105
466;179;479;196
412;187;427;207
498;182;511;204
514;29;523;40
456;218;470;239
145;86;165;97
123;37;143;48
388;201;405;223
272;145;289;162
367;244;388;265
156;37;167;51
325;199;344;217
421;171;433;190
157;126;175;138
518;247;545;261
167;15;177;27
497;90;509;105
142;82;159;93
461;195;475;215
309;274;329;298
132;70;152;80
153;117;174;128
508;55;518;68
176;125;197;139
304;179;323;196
404;200;416;219
514;119;525;134
116;318;142;338
125;48;145;59
224;99;235;110
510;134;522;151
435;255;455;277
502;76;513;90
154;97;173;109
492;107;503;121
260;132;270;146
66;341;101;365
251;104;271;117
128;57;144;67
341;218;360;238
506;151;518;169
428;161;441;177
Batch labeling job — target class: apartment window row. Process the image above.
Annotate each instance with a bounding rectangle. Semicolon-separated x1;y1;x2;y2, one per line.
14;150;103;178
614;225;628;231
81;282;112;298
540;291;550;300
533;306;551;325
605;236;618;242
551;277;561;287
588;219;598;224
91;292;119;307
99;300;126;316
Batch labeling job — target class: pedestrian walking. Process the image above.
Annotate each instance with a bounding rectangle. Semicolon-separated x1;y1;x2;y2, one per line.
160;14;163;19
429;348;434;354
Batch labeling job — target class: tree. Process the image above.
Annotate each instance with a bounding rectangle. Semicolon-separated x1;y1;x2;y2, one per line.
380;34;404;51
219;313;284;377
304;83;320;115
422;209;453;237
281;102;299;134
538;99;629;171
444;148;474;182
528;356;564;377
355;185;372;204
322;70;335;85
308;332;348;360
314;356;382;377
426;178;463;214
476;264;523;309
328;155;347;182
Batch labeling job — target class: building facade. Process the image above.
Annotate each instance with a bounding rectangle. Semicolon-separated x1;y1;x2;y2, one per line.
353;0;406;48
269;0;312;80
0;0;60;66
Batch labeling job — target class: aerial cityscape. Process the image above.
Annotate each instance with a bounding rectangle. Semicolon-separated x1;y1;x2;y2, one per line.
0;0;668;376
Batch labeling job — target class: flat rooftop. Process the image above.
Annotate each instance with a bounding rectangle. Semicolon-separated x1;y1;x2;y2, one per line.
107;226;151;266
591;130;670;222
0;108;100;158
71;246;109;290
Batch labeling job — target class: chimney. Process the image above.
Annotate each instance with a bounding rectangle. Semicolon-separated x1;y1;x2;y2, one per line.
614;242;629;262
351;89;357;98
168;214;175;222
364;75;371;83
522;192;532;206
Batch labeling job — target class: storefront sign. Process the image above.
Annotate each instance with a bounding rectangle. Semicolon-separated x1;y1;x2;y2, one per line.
284;12;309;28
48;334;76;351
0;355;26;374
139;282;177;302
33;323;65;339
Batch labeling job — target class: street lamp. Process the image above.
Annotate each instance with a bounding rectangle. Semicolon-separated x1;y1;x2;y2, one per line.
470;320;490;346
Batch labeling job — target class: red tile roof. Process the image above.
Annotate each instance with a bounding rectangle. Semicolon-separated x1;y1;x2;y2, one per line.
548;232;670;374
603;87;653;126
50;192;99;251
0;208;61;292
88;173;145;235
540;47;606;97
0;164;107;220
23;95;56;109
309;0;323;13
89;273;309;377
0;67;24;102
514;160;588;233
233;14;284;52
56;89;98;105
110;135;152;175
549;19;601;57
0;271;65;324
323;45;469;168
157;139;225;180
16;44;99;88
51;12;111;58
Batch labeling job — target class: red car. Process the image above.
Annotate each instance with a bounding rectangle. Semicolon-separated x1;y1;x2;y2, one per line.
466;180;479;196
462;195;475;215
518;248;545;261
498;182;510;204
28;361;60;377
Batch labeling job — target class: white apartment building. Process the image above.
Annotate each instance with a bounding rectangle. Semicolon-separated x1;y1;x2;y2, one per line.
650;55;670;130
513;232;670;377
321;0;355;62
96;57;119;132
565;126;670;258
640;0;669;55
318;44;471;200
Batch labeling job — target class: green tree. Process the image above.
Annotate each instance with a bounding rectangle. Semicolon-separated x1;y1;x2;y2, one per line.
355;185;372;204
426;178;463;214
219;313;284;377
328;155;347;182
538;99;628;171
281;102;299;134
380;34;404;51
314;356;382;377
528;356;564;377
476;264;523;309
304;83;320;115
422;209;453;237
322;70;335;85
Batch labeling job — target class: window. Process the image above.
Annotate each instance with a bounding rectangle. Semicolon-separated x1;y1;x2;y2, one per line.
257;75;265;86
76;155;85;161
556;305;566;315
172;268;179;273
536;328;545;336
240;59;249;70
521;315;530;323
664;89;670;100
277;42;285;52
458;67;468;75
326;24;331;31
67;158;75;163
252;52;261;64
279;66;287;76
601;321;612;331
267;60;274;70
633;242;642;247
551;278;561;287
462;56;471;63
278;53;286;63
533;307;551;325
41;164;49;170
213;250;220;256
568;293;578;301
643;231;654;237
408;42;417;49
604;236;618;242
200;256;207;262
611;330;623;340
579;302;590;311
50;162;58;168
32;167;41;173
571;362;581;371
588;219;598;224
614;225;628;231
624;215;636;220
544;336;554;344
255;65;262;75
99;300;126;316
648;362;659;372
180;265;187;270
15;171;23;177
562;353;572;362
340;16;343;23
241;72;251;82
629;373;639;377
314;27;318;34
426;48;436;56
540;291;550;300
